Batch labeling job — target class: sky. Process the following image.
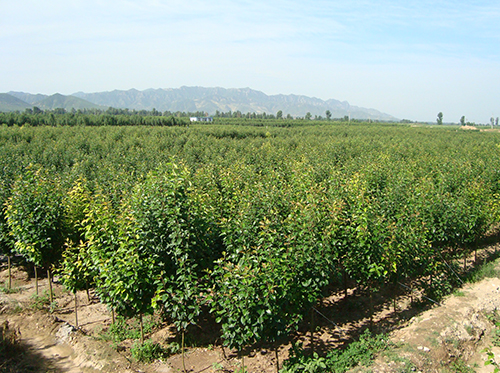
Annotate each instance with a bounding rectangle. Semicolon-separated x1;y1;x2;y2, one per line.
1;0;500;123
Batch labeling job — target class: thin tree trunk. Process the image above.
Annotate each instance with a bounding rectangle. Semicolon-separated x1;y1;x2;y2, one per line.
310;308;315;354
241;353;245;373
392;280;397;313
275;346;280;373
464;252;467;272
75;292;78;328
343;268;348;298
182;329;186;373
139;313;144;344
7;256;11;290
221;344;228;360
34;265;38;296
369;288;374;328
86;281;90;303
111;308;115;324
47;269;53;304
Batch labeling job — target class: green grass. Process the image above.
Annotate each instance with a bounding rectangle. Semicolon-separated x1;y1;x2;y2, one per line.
97;315;161;344
280;329;389;373
130;339;171;363
465;258;500;284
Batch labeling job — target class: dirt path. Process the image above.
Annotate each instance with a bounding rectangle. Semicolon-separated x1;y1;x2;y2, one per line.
358;269;500;372
1;254;500;373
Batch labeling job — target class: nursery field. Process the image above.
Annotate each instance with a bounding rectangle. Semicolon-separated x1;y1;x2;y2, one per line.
1;120;500;371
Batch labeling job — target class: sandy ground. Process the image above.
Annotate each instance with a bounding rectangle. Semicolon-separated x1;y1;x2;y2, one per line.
1;246;500;373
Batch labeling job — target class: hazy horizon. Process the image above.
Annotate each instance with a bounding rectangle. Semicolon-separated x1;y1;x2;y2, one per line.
2;1;499;124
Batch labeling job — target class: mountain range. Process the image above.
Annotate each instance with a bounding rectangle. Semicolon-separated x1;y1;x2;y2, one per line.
1;87;397;120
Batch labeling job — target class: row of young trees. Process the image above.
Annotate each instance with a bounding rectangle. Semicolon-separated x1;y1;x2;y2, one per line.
0;123;500;371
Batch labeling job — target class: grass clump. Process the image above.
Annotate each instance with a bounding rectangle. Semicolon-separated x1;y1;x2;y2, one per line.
465;259;500;283
0;285;20;294
29;291;50;311
97;315;162;343
131;339;169;363
281;329;389;373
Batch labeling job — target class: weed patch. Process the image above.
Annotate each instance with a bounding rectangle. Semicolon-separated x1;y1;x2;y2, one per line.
131;339;169;363
281;329;389;373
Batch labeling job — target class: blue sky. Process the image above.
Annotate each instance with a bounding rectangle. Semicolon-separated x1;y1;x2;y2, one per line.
1;0;500;122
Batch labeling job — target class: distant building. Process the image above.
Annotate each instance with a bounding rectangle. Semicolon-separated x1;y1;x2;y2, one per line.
190;117;213;122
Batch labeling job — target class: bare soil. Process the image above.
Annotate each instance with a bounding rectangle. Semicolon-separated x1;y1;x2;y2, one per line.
1;245;499;373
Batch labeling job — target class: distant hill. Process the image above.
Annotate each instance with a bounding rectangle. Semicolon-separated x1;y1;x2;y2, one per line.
33;93;103;110
8;92;49;105
0;93;31;111
5;92;104;111
73;87;398;121
5;87;397;120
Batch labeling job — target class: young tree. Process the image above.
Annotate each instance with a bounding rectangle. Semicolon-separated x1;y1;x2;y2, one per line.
63;178;95;301
0;178;14;290
326;110;332;120
58;242;88;327
58;178;95;327
5;165;66;300
132;165;214;371
460;116;465;126
84;192;122;323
